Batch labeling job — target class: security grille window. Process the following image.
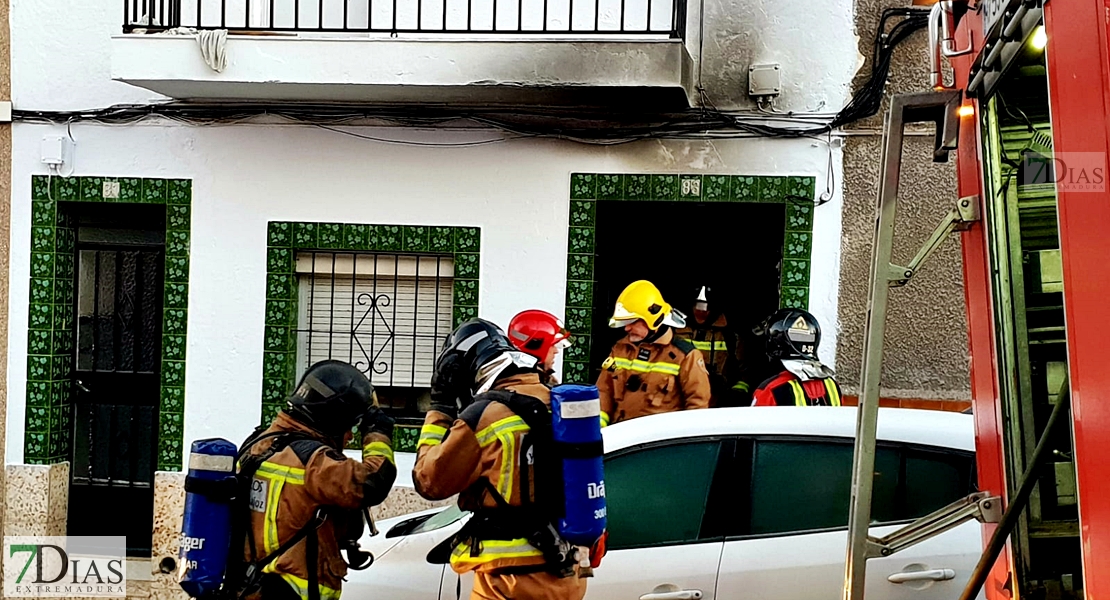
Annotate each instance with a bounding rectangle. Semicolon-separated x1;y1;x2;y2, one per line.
294;251;453;421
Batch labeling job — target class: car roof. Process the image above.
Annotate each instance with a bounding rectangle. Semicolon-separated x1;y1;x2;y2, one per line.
600;406;975;454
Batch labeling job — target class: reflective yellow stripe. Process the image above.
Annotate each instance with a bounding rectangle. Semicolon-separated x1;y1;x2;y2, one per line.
475;416;529;501
278;573;342;600
256;462;306;484
254;461;307;556
788;380;806;407
450;538;544;567
363;441;395;465
418;424;448;449
610;357;681;376
475;416;528;447
691;340;729;351
600;412;611;428
732;381;750;392
824;379;841;406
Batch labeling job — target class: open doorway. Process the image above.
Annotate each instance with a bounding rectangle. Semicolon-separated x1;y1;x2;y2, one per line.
589;200;786;382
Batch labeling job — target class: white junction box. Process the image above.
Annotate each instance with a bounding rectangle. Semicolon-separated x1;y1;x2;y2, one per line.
749;63;782;98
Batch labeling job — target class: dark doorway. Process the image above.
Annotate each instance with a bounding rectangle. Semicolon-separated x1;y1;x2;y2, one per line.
590;201;787;383
67;203;165;557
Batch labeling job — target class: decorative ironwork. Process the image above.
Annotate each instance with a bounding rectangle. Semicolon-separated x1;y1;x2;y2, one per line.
296;251;454;389
123;0;685;37
350;292;393;376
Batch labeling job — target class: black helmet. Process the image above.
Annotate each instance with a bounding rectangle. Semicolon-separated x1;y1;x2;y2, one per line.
761;308;821;361
431;318;537;411
286;360;375;439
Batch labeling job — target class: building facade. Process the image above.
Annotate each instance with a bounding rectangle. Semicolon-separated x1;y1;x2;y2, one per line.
2;0;969;596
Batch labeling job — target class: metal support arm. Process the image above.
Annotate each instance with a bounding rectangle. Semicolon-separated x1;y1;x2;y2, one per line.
865;492;1003;559
888;195;980;286
842;89;964;600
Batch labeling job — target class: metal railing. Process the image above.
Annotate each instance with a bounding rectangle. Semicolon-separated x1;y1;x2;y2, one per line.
124;0;685;37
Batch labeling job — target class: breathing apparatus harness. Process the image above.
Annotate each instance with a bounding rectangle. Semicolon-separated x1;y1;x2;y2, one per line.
188;423;374;600
426;389;581;580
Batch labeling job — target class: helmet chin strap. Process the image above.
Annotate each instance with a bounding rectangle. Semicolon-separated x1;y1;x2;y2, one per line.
641;325;669;345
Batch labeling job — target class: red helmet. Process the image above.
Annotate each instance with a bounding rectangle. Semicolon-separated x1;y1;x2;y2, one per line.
507;310;572;362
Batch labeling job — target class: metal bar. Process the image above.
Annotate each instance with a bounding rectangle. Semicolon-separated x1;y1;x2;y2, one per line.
492;0;498;30
543;0;548;31
308;251;316;368
114;251;123;371
350;253;357;365
619;0;624;31
295;0;300;30
390;254;398;386
197;0;202;28
221;0;226;28
412;256;419;387
519;0;523;33
566;0;571;31
246;0;251;28
329;252;336;358
319;0;324;28
842;90;963;600
270;0;275;28
370;253;378;377
344;0;349;29
468;0;473;33
134;252;143;374
433;256;441;358
93;251;101;373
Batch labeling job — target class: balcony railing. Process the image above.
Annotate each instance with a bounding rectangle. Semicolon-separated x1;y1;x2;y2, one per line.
123;0;686;37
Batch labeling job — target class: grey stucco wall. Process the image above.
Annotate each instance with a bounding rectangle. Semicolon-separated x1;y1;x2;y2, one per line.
835;0;971;400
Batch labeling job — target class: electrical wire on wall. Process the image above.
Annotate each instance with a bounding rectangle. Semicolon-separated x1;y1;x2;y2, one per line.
11;6;926;212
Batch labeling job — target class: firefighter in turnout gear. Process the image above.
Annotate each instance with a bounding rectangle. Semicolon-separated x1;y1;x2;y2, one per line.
237;360;398;600
597;280;712;426
412;318;598;600
507;309;573;386
750;308;844;407
675;284;750;407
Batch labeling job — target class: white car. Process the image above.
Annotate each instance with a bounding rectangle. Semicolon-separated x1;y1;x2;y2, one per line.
347;406;985;600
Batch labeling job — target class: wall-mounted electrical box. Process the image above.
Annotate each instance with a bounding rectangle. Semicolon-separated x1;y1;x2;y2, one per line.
749;63;782;99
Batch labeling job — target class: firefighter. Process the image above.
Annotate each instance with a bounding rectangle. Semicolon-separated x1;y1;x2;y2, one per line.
507;309;573;385
675;284;750;407
750;308;844;407
239;360;398;600
412;318;599;600
597;280;712;426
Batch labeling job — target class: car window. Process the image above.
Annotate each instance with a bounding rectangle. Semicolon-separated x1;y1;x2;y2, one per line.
747;439;974;537
604;440;722;551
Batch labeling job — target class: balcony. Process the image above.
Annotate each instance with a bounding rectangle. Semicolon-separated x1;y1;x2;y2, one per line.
110;0;696;107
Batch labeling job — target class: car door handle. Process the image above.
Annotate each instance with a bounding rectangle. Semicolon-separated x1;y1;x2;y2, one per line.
888;569;956;584
639;591;703;600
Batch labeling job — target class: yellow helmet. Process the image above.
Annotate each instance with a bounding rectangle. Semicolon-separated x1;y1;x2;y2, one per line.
609;280;687;331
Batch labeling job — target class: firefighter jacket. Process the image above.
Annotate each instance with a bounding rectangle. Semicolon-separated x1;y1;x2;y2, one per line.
676;313;746;405
412;372;562;575
596;328;712;426
751;370;843;407
242;411;397;600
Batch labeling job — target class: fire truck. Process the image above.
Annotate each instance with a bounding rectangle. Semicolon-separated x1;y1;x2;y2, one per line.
837;1;1107;599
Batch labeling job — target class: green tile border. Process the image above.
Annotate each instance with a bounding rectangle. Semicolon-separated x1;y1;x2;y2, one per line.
263;222;481;453
26;175;192;470
563;173;817;383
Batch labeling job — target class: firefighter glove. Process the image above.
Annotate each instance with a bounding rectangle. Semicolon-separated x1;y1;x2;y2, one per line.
359;406;395;439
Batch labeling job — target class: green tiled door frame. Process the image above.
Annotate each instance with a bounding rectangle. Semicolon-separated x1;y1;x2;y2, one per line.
262;222;481;453
26;175;192;471
561;173;817;384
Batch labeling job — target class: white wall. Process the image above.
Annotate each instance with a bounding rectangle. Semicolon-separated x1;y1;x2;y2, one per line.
12;0;860;112
7;0;855;465
6;122;842;465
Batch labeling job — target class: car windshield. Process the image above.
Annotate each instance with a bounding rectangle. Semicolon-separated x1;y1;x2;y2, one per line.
407;505;468;535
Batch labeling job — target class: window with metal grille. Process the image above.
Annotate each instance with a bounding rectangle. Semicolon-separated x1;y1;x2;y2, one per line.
294;251;453;421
